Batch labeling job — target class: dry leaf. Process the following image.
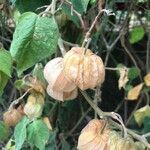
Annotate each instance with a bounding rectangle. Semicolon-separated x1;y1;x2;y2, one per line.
118;67;129;89
134;105;150;126
127;83;144;100
43;117;52;131
144;73;150;86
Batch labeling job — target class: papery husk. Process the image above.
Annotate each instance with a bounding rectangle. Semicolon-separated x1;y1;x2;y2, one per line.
77;119;110;150
24;93;44;119
115;137;136;150
135;142;145;150
3;109;24;127
127;83;144;100
47;84;78;101
106;131;120;150
44;57;76;92
63;47;105;90
107;134;136;150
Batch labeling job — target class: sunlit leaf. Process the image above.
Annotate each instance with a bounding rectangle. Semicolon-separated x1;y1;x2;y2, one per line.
134;105;150;126
27;119;49;150
0;121;9;140
5;139;16;150
127;83;144;100
128;67;140;80
144;73;150;86
0;49;12;95
14;116;30;150
129;26;145;44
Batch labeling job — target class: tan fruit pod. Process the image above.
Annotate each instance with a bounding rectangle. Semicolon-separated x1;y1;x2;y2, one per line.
47;84;78;101
107;132;136;150
44;57;76;92
3;109;24;127
77;119;110;150
24;93;44;119
115;137;136;150
63;47;105;90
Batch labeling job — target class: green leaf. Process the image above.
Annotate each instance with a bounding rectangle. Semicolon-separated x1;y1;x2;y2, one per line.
143;116;150;133
0;49;12;77
71;0;90;13
10;12;59;75
116;63;125;76
14;79;27;90
134;105;150;126
142;116;150;141
46;129;58;150
32;63;47;86
5;139;16;150
0;72;9;96
0;121;9;140
61;139;70;150
27;119;49;150
128;67;140;80
61;4;80;27
0;49;12;95
129;26;145;44
12;0;51;13
14;116;30;150
81;0;90;12
90;0;97;5
124;84;133;92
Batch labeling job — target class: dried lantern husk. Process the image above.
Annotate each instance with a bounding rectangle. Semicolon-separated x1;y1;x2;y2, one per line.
107;133;136;150
47;84;78;101
3;108;24;127
63;47;105;90
77;119;110;150
44;57;76;92
24;93;44;119
115;137;136;150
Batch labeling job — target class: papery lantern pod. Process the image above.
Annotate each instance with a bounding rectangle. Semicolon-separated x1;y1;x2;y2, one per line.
47;84;78;101
106;131;120;150
24;93;44;119
77;119;110;150
63;47;105;90
3;108;24;127
44;57;76;92
135;142;145;150
107;134;137;150
115;137;136;150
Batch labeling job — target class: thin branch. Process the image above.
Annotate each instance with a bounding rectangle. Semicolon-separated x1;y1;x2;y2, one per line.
105;67;120;71
82;11;103;48
58;38;66;56
63;40;79;47
120;35;142;80
8;88;32;111
64;0;85;30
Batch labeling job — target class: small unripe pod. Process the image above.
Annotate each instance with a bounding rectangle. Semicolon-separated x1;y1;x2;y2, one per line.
24;93;44;119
